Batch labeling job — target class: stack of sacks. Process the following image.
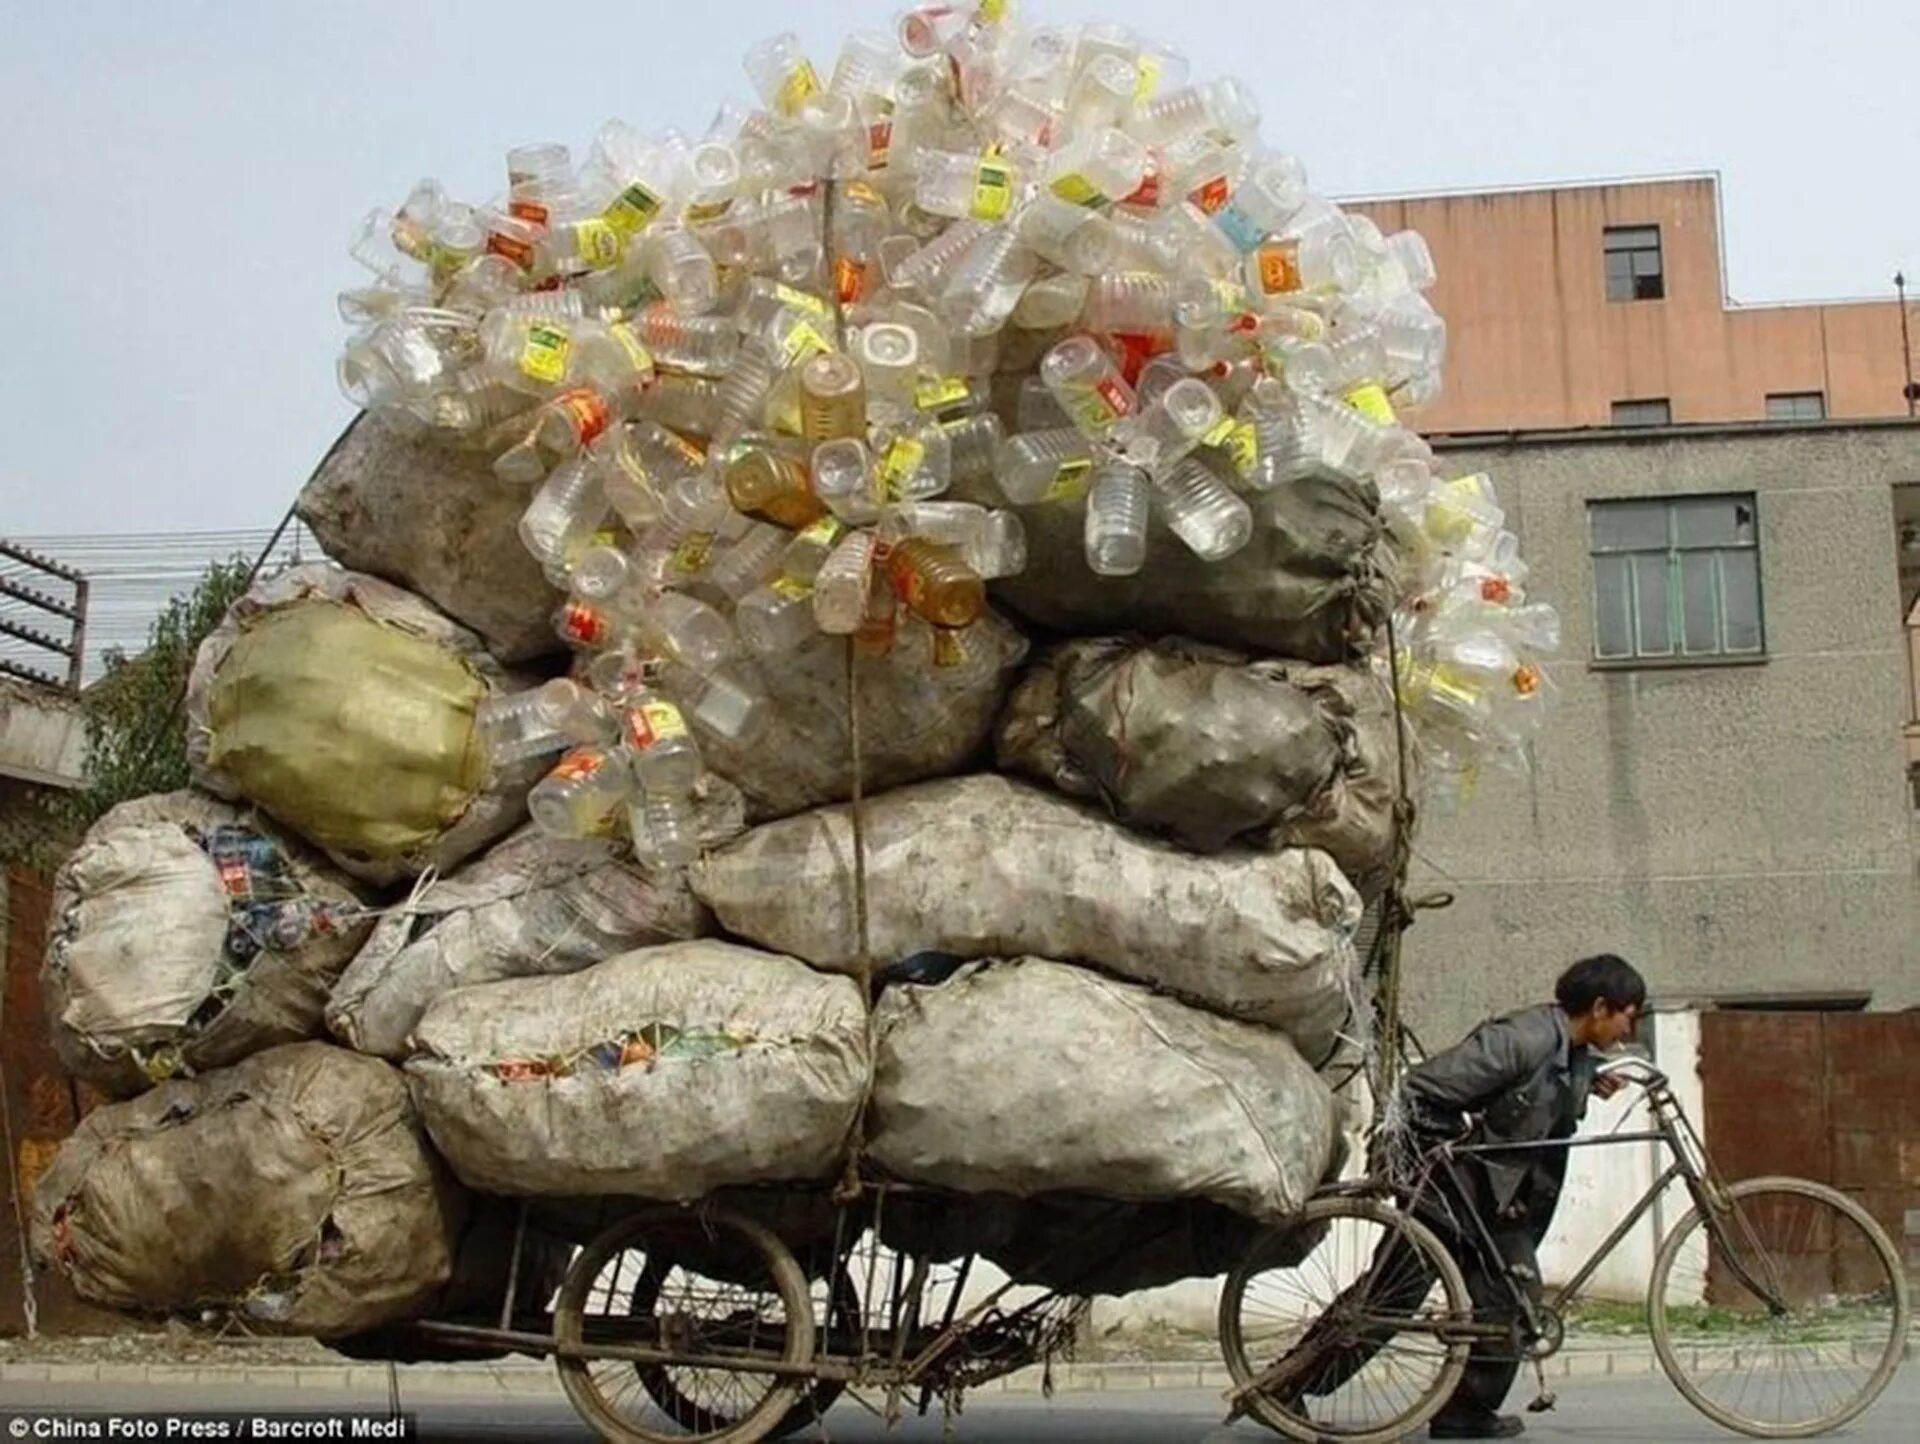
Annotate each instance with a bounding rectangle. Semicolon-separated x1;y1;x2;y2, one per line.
34;0;1573;1336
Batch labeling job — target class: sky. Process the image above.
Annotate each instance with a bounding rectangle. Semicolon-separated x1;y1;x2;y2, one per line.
2;0;1918;537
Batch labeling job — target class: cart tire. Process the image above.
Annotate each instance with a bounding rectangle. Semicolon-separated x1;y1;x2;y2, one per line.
1220;1194;1471;1443
630;1256;857;1440
554;1206;815;1444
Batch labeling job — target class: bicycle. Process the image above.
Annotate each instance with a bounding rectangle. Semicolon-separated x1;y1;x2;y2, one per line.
1219;1056;1910;1441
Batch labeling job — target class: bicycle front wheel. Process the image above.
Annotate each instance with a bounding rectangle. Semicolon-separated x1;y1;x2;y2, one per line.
1220;1195;1471;1444
1648;1175;1909;1438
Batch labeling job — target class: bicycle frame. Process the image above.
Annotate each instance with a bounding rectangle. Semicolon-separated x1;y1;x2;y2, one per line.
1393;1059;1789;1352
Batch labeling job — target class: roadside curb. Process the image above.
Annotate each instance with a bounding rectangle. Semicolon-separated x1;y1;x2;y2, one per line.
0;1346;1669;1396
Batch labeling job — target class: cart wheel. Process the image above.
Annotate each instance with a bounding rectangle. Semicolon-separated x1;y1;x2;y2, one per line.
631;1255;858;1440
1220;1195;1470;1443
554;1207;815;1444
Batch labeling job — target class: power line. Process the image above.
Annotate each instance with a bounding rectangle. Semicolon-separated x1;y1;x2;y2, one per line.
0;525;321;686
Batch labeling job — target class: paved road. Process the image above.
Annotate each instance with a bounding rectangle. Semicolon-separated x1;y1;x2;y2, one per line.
2;1371;1916;1442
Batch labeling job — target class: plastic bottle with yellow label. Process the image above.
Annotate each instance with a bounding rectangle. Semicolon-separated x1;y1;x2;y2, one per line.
620;688;704;792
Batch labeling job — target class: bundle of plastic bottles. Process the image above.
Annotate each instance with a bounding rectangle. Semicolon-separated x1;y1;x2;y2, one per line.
334;0;1559;858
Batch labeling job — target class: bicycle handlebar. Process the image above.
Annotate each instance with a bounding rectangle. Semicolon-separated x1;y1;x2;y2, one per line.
1594;1054;1669;1088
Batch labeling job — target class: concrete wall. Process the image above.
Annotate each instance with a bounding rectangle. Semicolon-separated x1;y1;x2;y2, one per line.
1537;1011;1704;1300
1400;421;1920;1046
1349;177;1914;433
0;679;85;789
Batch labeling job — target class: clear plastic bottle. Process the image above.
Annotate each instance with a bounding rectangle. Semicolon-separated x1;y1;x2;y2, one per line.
1129;75;1261;145
886;219;992;293
964;508;1027;579
1116;376;1224;477
798;352;867;440
541;676;617;742
475;688;571;769
736;573;822;655
1082;272;1177;337
1015;193;1121;275
1045;127;1151;208
1011;271;1090;330
742;31;823;115
830;30;900;98
853;323;921;411
528;746;631;839
812;529;877;634
938;226;1042;338
1040;335;1138;440
871;419;951;502
942;411;1005;485
506;142;574;225
570;542;634;601
628;790;700;869
684;139;742;224
703;520;788;600
620;688;704;792
658;658;766;742
481;311;576;396
637;373;722;437
877;499;984;550
1152;456;1254;560
552;594;626;650
897;5;969;58
886;537;985;628
811;437;880;524
1083;463;1151;576
634;301;738;374
1063;53;1138;135
646;227;720;315
519;459;609;572
634;589;736;669
1205;152;1308;252
994;426;1095;504
829;180;890;304
710;338;779;446
1016;375;1071;430
724;446;826;529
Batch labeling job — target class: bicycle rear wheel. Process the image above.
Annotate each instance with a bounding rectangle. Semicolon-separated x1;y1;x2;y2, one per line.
1220;1195;1471;1444
1649;1175;1909;1439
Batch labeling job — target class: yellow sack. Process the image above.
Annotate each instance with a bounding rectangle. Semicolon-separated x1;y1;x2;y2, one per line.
190;565;532;885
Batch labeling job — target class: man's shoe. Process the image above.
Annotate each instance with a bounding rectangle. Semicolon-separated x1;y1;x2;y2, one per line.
1428;1412;1524;1439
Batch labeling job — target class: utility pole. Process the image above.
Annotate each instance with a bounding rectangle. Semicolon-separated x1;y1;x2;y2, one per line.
1898;271;1917;417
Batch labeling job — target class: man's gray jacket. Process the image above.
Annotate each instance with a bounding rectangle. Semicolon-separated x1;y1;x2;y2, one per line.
1400;1002;1596;1220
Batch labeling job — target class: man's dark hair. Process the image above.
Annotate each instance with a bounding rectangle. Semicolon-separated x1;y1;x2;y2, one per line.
1555;954;1646;1014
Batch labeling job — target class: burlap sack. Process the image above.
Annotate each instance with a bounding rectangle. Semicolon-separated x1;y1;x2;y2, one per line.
997;638;1402;889
186;563;537;886
30;1043;465;1336
692;774;1361;1061
44;791;371;1097
868;958;1337;1220
296;413;563;665
985;470;1402;663
327;826;712;1060
696;613;1028;822
405;941;869;1198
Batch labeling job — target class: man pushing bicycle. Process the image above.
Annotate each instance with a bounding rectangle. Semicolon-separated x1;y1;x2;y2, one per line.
1286;953;1646;1440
